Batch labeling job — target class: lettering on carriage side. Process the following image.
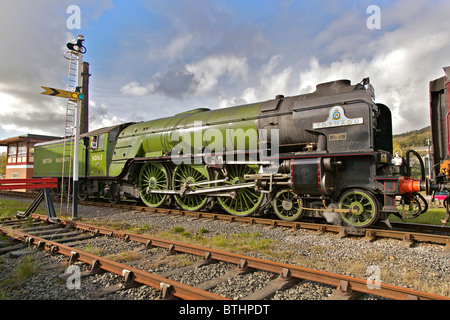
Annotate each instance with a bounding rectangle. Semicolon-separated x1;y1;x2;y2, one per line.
42;159;53;164
313;106;364;129
56;157;71;163
92;154;103;161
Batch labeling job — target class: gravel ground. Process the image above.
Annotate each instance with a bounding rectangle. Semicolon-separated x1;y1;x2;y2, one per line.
1;195;449;301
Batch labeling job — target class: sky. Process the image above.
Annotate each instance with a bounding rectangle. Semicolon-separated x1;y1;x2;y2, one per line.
1;0;450;153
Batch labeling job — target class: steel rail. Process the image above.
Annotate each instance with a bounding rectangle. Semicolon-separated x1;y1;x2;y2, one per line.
85;200;450;249
2;191;449;248
30;214;450;300
0;222;228;301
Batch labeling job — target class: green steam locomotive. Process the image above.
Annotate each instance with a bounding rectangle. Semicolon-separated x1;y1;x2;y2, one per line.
34;78;430;228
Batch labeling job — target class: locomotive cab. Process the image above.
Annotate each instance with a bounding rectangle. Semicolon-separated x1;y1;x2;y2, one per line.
77;123;133;201
83;125;122;177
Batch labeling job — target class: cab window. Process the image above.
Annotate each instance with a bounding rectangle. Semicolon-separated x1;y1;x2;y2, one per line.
89;136;98;149
98;134;105;149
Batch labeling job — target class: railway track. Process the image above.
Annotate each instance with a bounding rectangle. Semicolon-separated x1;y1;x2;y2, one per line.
0;214;448;302
83;200;450;251
0;216;225;301
1;191;449;250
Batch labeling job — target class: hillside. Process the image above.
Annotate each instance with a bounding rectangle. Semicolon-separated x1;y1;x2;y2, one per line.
392;126;431;179
393;126;431;151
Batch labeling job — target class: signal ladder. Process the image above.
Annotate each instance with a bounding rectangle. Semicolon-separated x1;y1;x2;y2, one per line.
60;51;81;214
64;53;79;137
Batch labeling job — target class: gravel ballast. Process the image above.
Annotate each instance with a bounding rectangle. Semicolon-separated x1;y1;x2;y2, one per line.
1;196;449;300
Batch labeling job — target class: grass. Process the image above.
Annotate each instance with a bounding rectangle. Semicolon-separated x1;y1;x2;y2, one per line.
144;253;194;270
389;207;448;225
13;255;40;282
106;250;143;263
0;254;41;298
128;223;153;234
83;243;105;256
158;226;276;256
0;199;47;219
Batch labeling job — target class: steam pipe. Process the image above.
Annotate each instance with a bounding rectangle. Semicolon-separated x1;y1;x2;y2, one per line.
406;149;425;181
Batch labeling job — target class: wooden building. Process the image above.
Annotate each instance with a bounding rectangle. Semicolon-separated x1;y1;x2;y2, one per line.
0;134;61;182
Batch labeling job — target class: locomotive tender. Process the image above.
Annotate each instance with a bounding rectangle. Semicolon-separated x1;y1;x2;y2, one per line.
34;78;434;228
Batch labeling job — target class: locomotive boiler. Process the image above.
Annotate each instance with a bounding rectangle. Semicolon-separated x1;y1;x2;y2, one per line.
34;77;435;228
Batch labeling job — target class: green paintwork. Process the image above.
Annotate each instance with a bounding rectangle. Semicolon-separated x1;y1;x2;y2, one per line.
215;164;264;216
33;139;86;178
272;189;304;221
109;103;261;177
33;125;122;179
339;189;379;227
34;103;261;179
138;162;169;208
172;163;210;211
86;129;120;177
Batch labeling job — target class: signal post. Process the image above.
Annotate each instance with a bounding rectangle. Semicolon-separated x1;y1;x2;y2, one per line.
41;35;86;220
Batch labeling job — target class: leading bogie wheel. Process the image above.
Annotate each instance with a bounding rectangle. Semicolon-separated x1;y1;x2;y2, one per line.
338;189;380;227
272;189;304;222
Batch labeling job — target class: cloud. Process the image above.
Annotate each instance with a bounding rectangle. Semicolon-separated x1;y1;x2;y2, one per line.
186;55;249;94
2;0;450;141
297;27;450;134
120;81;151;97
143;0;271;62
0;88;66;136
151;61;199;99
120;59;199;100
165;34;195;58
88;100;123;130
0;0;113;139
120;55;248;100
218;55;293;108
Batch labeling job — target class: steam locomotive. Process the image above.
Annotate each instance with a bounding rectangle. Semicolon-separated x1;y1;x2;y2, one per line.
34;76;447;228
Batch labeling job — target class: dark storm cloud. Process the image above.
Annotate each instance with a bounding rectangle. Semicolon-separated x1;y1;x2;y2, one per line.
151;60;200;100
0;100;66;136
0;0;112;139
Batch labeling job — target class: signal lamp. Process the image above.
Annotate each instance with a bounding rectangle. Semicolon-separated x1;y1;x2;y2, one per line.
66;35;87;54
71;92;84;100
